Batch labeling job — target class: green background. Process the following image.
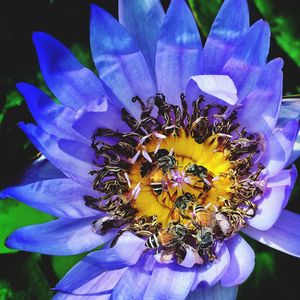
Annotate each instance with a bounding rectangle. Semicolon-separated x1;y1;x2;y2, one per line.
0;0;299;299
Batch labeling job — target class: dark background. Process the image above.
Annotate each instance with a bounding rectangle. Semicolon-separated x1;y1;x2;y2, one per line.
0;0;299;299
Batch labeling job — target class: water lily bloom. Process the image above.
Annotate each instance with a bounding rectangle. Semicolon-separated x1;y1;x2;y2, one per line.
2;0;300;299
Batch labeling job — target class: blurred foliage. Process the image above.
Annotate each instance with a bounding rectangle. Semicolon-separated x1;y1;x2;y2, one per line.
0;0;299;299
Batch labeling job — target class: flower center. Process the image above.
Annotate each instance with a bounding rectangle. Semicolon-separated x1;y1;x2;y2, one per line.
86;94;265;264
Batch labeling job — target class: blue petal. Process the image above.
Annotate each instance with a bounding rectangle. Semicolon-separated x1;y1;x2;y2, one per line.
287;131;300;165
191;244;230;290
0;178;101;218
144;262;196;299
243;210;300;257
222;20;270;100
90;4;156;119
221;235;255;287
260;120;299;177
53;269;127;299
19;123;95;187
17;83;89;143
187;283;238;300
118;0;164;80
203;0;249;74
32;32;107;112
237;58;283;137
278;98;300;125
55;232;145;293
6;217;111;255
247;165;297;230
110;253;156;299
156;0;203;106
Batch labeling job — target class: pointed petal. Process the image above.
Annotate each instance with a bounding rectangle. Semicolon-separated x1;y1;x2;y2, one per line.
19;123;95;187
90;4;155;119
187;282;238;300
221;235;255;287
32;32;107;112
222;20;270;100
17;83;88;143
287;131;300;165
186;75;238;107
118;0;164;79
0;178;100;218
248;165;297;230
204;0;249;73
55;232;145;293
6;217;112;255
237;58;283;136
110;253;156;299
260;120;299;177
156;0;203;105
144;262;196;299
243;210;300;257
191;243;230;290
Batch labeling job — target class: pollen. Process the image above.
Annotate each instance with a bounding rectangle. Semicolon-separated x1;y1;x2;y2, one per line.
87;93;265;264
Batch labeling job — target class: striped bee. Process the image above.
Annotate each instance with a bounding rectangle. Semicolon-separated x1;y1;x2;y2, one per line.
193;204;216;227
150;171;165;196
174;192;196;218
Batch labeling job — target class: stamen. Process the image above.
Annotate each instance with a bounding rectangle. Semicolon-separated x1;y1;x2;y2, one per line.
142;150;153;163
130;150;141;164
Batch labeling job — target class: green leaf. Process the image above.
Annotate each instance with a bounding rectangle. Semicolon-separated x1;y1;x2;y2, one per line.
254;0;300;67
0;198;53;254
187;0;222;37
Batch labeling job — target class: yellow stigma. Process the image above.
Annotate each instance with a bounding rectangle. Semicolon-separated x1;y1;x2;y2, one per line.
128;129;234;227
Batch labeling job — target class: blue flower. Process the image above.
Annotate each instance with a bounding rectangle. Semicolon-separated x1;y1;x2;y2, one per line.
1;0;300;299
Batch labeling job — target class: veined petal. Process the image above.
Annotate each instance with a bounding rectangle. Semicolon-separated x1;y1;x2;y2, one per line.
118;0;164;80
6;217;111;255
186;75;238;108
0;178;101;218
156;0;203;106
144;262;196;299
222;20;270;100
278;98;300;125
204;0;249;73
90;4;155;119
247;165;297;230
53;268;127;300
19;123;95;187
237;58;283;137
221;235;255;287
55;232;145;293
187;282;238;300
243;210;300;257
17;83;88;144
260;120;299;177
191;243;230;290
110;253;156;300
32;32;107;112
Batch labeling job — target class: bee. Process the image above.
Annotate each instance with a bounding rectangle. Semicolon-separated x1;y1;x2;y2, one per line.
150;170;166;196
174;193;196;218
145;223;188;249
195;226;214;250
185;164;214;190
157;154;177;174
193;204;216;227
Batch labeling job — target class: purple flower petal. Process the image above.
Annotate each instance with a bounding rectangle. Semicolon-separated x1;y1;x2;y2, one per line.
17;83;89;144
278;98;300;125
0;178;101;218
118;0;164;80
144;262;196;299
203;0;249;74
90;4;155;119
53;268;127;300
260;120;299;177
221;235;255;287
186;75;238;107
222;20;270;100
187;282;238;300
243;210;300;257
110;253;156;299
237;58;283;137
6;217;111;255
19;123;95;187
191;244;230;290
156;0;203;106
287;132;300;166
55;232;145;293
247;165;297;230
32;32;107;112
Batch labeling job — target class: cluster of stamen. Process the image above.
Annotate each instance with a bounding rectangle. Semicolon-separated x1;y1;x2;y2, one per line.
85;94;265;264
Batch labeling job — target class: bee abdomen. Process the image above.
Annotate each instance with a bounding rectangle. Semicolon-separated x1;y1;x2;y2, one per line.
145;234;160;248
150;182;163;195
